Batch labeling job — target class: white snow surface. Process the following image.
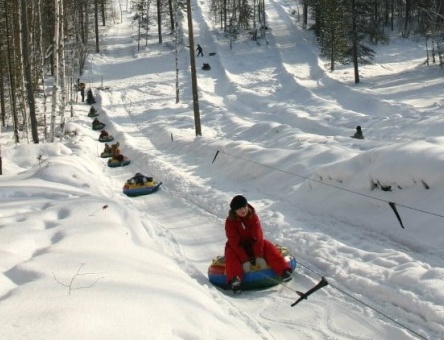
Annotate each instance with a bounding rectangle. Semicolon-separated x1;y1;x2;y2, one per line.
1;0;444;339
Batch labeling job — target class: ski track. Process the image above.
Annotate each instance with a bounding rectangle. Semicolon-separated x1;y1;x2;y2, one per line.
85;1;443;338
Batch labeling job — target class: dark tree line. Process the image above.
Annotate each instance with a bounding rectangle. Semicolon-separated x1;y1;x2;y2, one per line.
306;0;444;82
0;0;179;147
210;0;444;83
0;0;108;143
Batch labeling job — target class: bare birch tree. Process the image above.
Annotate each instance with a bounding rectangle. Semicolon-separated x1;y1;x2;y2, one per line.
4;0;19;143
50;0;61;142
37;0;49;140
59;0;67;135
18;0;29;141
95;0;100;52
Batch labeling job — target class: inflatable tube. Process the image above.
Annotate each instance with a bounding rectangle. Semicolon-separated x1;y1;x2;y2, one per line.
208;245;297;290
99;135;114;143
107;158;130;167
100;151;113;158
92;123;106;130
123;181;162;197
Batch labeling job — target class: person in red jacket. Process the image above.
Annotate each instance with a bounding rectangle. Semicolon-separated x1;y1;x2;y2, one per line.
224;195;293;293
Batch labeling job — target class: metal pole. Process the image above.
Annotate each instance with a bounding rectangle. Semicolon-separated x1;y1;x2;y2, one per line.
186;0;201;136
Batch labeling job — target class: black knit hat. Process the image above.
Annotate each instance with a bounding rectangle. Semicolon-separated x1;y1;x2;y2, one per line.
230;195;248;211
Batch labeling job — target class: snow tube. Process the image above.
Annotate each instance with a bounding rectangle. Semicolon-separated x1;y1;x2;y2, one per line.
123;180;162;197
99;135;114;143
92;123;106;130
88;112;99;118
107;157;131;167
100;151;113;158
208;245;297;290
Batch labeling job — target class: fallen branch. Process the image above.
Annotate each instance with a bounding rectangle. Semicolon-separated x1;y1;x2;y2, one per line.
53;263;104;295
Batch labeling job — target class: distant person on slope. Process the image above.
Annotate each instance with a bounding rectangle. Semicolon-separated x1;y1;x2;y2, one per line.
77;80;85;102
111;142;124;162
224;195;293;294
352;125;364;139
103;143;111;154
196;44;204;57
99;130;109;139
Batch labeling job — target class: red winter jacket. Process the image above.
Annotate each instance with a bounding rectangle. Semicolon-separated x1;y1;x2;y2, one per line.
225;204;265;263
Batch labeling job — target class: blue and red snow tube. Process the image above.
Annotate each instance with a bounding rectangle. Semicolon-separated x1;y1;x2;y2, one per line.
208;245;297;290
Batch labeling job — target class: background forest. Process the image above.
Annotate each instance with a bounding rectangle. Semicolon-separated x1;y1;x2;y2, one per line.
1;0;444;158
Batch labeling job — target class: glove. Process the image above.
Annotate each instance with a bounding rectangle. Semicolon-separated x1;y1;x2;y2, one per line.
256;257;267;269
242;261;251;273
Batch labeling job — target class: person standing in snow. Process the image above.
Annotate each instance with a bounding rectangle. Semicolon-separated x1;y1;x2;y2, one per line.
224;195;293;294
352;126;364;139
196;44;204;57
77;80;85;102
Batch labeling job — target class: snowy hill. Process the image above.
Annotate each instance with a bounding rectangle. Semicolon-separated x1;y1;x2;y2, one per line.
1;0;443;339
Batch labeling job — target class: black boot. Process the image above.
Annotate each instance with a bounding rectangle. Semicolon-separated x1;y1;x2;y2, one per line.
281;269;293;282
229;277;241;294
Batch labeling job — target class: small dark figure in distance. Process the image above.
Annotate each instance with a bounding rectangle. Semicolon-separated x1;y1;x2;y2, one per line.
352;126;364;139
77;80;86;102
103;143;111;154
130;173;152;185
92;117;105;129
99;130;109;139
196;44;203;57
89;106;98;116
111;142;124;162
86;89;96;105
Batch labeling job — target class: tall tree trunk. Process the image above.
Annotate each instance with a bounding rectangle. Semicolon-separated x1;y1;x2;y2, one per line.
101;0;106;26
37;0;48;140
0;73;5;128
21;0;39;143
223;0;227;31
157;0;162;43
403;0;412;37
174;0;179;103
138;10;141;51
351;0;360;84
95;0;100;52
59;0;67;134
186;0;201;135
329;24;335;71
18;0;29;141
169;0;174;32
5;0;20;143
146;0;150;46
50;0;61;142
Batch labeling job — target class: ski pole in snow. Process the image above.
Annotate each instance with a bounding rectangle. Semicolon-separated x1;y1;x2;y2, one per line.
291;276;329;307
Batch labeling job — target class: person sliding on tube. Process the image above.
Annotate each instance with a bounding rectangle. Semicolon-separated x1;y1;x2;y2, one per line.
224;195;293;294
